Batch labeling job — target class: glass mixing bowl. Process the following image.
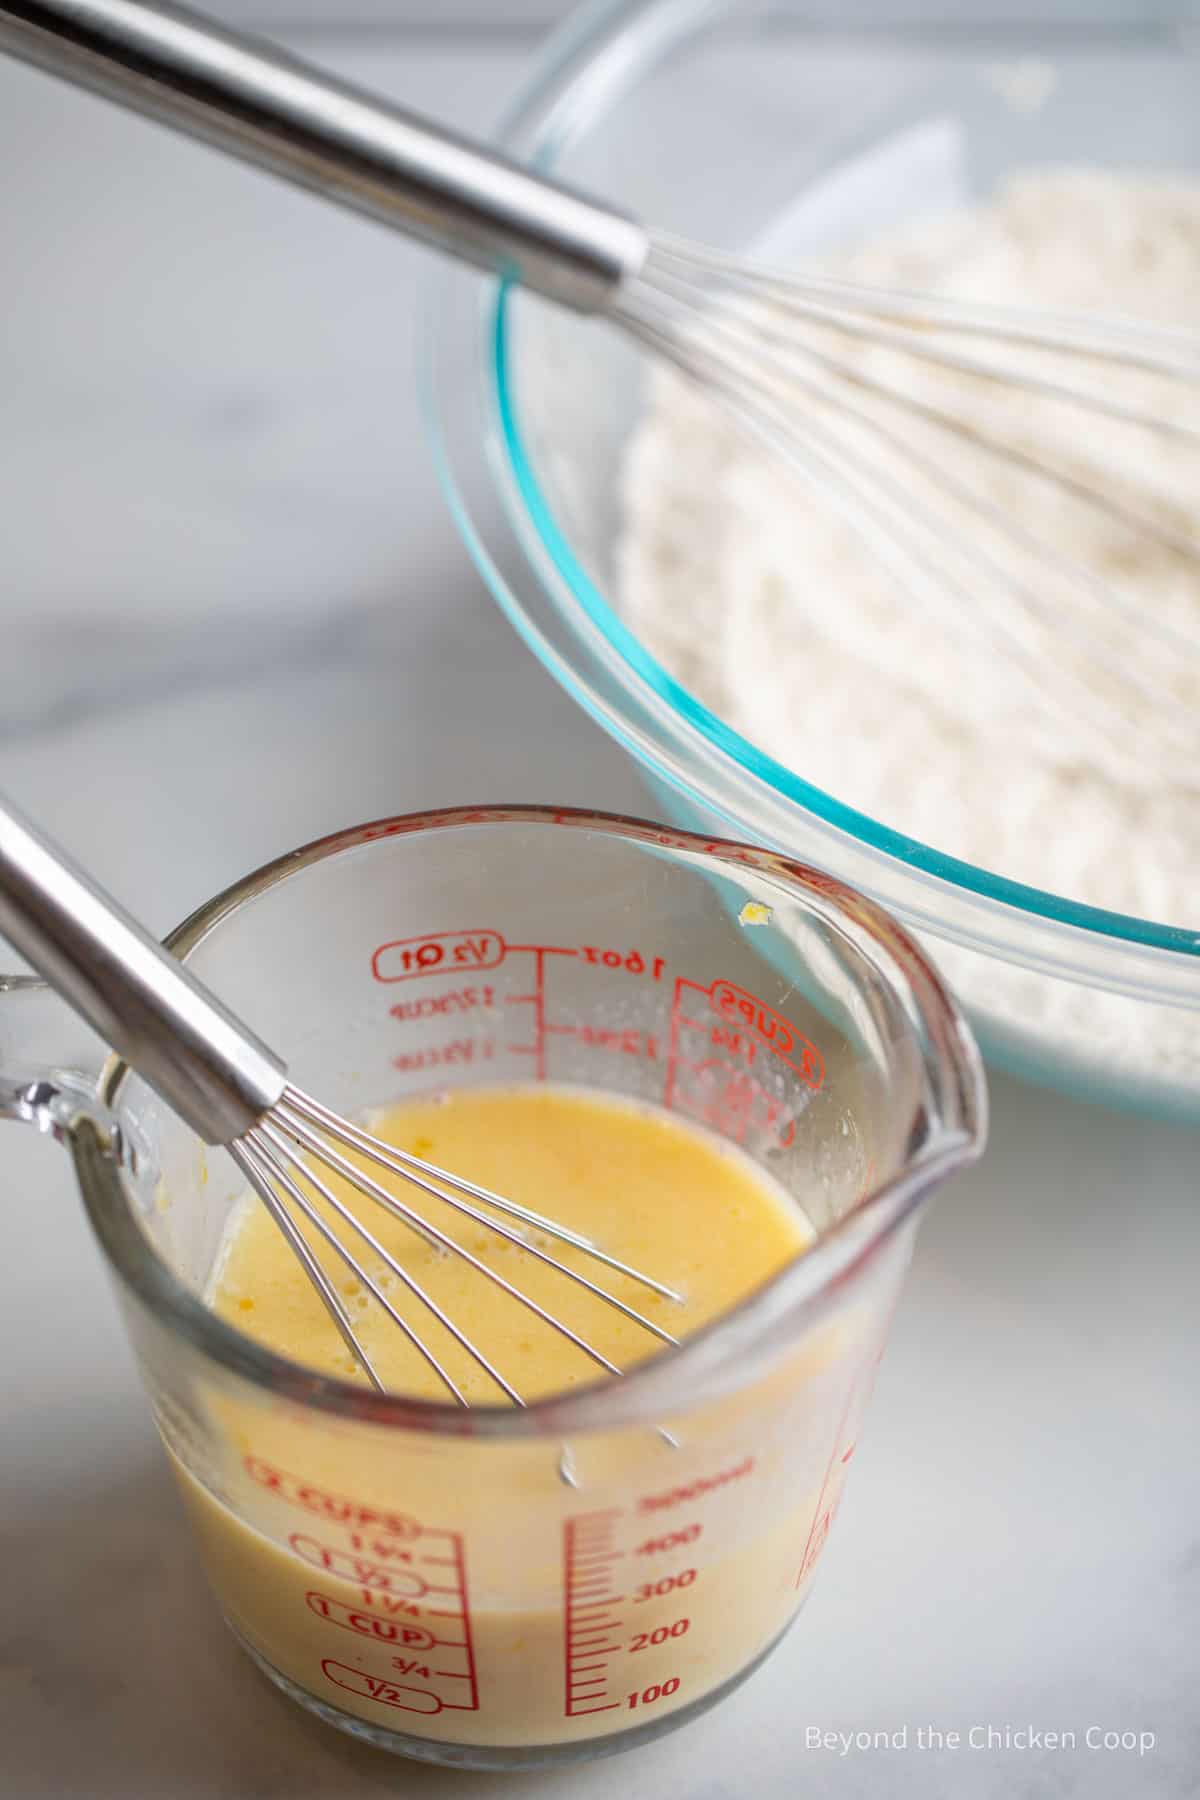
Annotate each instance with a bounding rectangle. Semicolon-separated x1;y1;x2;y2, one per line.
423;0;1200;1120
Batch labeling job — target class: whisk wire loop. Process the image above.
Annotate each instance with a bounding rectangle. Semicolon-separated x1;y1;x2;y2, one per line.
286;1086;683;1300
616;234;1200;759
231;1137;390;1393
230;1085;683;1403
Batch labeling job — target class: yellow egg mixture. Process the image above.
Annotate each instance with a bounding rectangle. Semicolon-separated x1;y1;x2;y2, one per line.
212;1085;810;1399
172;1086;857;1750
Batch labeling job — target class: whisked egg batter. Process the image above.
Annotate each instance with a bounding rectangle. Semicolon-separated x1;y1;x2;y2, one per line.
170;1085;840;1751
211;1083;813;1399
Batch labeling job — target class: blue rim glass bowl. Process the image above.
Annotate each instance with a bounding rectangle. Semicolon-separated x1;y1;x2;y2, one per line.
423;0;1200;1120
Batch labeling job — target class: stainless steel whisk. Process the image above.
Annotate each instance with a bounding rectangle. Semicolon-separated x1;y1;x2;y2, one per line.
0;796;682;1402
3;0;1197;757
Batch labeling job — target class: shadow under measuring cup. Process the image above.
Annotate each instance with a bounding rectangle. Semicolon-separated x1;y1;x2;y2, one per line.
0;805;985;1769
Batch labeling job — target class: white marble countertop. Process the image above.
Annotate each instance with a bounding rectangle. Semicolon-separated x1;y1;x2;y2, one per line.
1;28;1197;1800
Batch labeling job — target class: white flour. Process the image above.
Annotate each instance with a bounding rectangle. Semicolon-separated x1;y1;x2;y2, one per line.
618;170;1200;1090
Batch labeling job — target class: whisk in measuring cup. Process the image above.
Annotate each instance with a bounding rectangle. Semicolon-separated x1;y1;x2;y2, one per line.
229;1091;682;1404
0;796;681;1404
2;0;1197;754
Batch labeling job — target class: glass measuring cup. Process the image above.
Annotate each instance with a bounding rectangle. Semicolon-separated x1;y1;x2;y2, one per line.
2;806;985;1769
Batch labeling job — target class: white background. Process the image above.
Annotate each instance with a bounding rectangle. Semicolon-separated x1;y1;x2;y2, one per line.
205;2;1200;31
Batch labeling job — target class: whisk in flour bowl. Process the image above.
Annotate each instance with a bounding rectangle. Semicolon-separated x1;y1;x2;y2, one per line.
426;0;1200;1118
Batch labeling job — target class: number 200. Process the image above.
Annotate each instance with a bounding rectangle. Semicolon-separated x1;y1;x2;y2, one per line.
631;1617;690;1652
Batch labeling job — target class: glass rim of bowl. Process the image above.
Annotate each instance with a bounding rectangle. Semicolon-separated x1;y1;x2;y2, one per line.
420;0;1200;1009
71;804;984;1439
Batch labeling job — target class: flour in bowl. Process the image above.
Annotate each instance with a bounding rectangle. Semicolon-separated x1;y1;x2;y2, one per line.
618;169;1200;1089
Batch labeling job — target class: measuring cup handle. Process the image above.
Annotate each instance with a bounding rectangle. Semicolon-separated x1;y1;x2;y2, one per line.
0;971;113;1139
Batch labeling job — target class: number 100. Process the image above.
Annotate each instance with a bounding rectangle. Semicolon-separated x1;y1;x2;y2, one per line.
627;1677;681;1709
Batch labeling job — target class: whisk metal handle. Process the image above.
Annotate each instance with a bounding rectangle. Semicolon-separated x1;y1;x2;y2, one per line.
0;0;648;312
0;795;286;1144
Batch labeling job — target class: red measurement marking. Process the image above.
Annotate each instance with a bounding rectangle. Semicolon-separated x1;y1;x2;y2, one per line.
322;1661;442;1715
505;944;580;957
389;984;495;1022
290;1534;428;1594
274;1491;480;1715
666;999;801;1149
797;1292;900;1595
306;1593;436;1649
244;1459;419;1537
793;1315;894;1592
393;1036;492;1074
563;1512;624;1718
449;1528;480;1712
372;929;505;984
636;1456;755;1514
534;949;547;1081
492;944;579;1077
666;974;821;1144
664;982;685;1115
578;946;666;980
551;1023;658;1061
795;1383;855;1591
707;979;824;1089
